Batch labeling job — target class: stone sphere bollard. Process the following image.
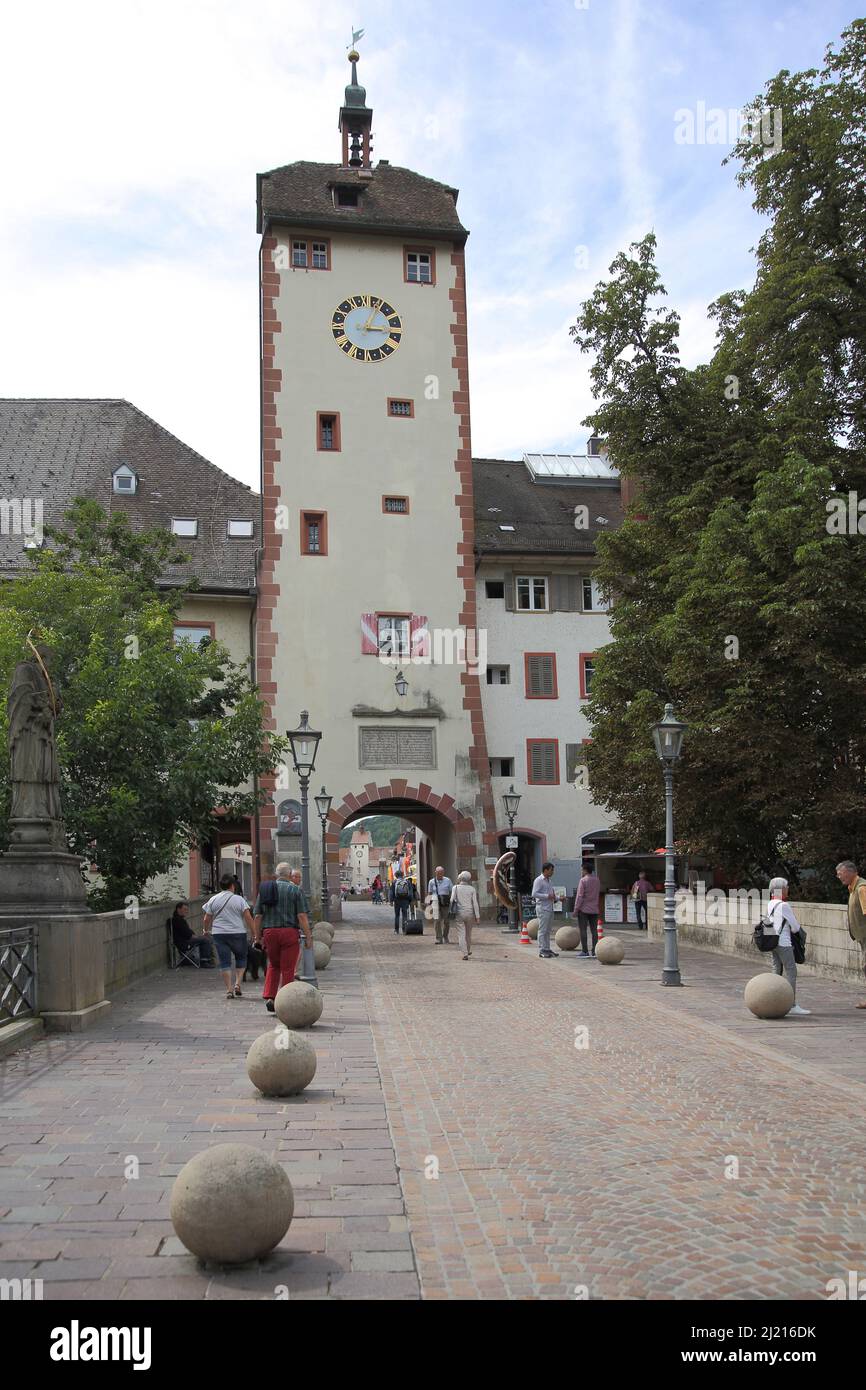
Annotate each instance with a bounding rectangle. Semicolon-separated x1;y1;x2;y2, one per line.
318;920;335;933
246;1027;317;1096
312;924;334;945
744;972;794;1019
313;940;331;970
526;918;540;940
170;1143;294;1264
274;980;323;1029
555;924;582;952
595;935;624;965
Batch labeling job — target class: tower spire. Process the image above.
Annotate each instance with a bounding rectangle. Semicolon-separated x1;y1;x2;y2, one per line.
339;41;373;168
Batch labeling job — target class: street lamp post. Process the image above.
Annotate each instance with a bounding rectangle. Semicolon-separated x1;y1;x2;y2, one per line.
314;787;333;923
502;785;521;934
287;711;322;984
651;703;688;987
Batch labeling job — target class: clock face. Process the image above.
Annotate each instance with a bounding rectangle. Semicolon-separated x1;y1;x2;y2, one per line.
331;294;403;362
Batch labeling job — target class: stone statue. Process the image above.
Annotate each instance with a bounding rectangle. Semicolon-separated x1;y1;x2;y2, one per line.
7;642;66;848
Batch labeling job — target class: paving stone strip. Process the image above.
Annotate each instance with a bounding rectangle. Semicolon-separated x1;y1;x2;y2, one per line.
354;907;866;1300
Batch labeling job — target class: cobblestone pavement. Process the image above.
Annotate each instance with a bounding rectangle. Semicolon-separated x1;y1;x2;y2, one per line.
0;928;418;1300
356;906;866;1300
2;906;865;1300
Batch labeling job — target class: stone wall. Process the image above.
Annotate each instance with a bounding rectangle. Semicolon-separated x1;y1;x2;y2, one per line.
647;892;864;984
103;897;207;995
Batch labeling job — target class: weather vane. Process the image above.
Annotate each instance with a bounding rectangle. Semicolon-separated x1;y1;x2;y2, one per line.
348;27;365;52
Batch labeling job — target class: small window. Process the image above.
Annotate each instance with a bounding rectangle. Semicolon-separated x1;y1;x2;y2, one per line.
112;465;137;494
489;757;514;778
382;496;410;514
525;653;558;699
582;577;608;612
312;241;328;269
486;666;510;685
301;512;327;556
388;398;414;418
527;739;559;785
317;412;341;451
335;187;360;208
292;240;308;268
377;616;410;659
516;575;548;611
405;248;434;284
579;653;596;699
227;519;254;539
485;581;505;599
174;624;213;648
171;518;198;538
499;524;515;532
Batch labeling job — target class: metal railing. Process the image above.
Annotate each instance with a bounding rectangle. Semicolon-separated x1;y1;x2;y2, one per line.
0;925;37;1027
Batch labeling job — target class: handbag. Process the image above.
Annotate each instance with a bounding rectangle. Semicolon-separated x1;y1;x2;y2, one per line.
753;903;782;953
792;926;807;964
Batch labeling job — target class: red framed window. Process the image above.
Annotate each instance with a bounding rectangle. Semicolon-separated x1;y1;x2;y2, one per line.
524;652;558;699
527;739;559;785
387;398;415;418
301;512;328;556
404;246;436;285
382;496;410;514
317;412;341;452
579;652;596;699
360;613;429;657
291;238;331;270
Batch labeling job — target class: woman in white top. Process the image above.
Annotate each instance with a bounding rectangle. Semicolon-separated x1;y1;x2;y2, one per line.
766;876;810;1016
203;875;255;1000
450;871;481;960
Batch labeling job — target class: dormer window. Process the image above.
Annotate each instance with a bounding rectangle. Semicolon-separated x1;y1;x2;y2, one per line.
334;186;360;208
112;464;137;495
171;518;198;538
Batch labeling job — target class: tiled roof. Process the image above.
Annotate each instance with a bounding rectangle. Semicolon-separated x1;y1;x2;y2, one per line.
257;161;468;242
472;458;623;556
0;400;258;592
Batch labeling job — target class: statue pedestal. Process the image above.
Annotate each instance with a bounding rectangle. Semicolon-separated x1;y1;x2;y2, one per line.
0;847;90;915
27;912;111;1033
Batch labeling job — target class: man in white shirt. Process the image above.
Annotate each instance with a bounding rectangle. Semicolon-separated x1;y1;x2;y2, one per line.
532;862;558;959
766;876;810;1016
427;866;454;944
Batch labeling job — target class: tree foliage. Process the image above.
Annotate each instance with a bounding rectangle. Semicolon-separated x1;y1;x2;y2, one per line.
571;22;866;897
0;500;286;909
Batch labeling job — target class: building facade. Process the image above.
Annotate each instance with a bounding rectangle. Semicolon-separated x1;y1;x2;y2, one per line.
255;52;498;909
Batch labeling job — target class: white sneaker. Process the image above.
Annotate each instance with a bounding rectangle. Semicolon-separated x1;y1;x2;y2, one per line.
787;1004;811;1016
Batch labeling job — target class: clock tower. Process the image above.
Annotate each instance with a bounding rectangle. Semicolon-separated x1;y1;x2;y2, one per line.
255;49;497;913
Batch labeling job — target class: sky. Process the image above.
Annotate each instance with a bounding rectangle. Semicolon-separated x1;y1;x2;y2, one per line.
0;0;860;489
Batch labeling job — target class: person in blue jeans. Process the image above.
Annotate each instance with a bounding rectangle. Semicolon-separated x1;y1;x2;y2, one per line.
203;875;255;1000
390;870;413;933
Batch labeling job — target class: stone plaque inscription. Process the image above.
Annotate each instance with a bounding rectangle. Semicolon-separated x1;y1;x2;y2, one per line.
359;727;436;769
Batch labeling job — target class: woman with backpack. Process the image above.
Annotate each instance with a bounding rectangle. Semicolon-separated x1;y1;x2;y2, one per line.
391;870;413;933
202;875;255;1000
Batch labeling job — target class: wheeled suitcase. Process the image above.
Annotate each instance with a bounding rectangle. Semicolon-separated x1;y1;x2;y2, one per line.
404;904;423;935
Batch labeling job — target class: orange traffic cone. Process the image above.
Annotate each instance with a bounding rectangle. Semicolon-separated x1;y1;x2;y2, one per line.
597;923;604;939
519;921;530;944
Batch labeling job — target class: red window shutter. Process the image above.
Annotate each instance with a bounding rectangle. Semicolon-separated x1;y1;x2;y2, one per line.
410;614;430;658
360;613;378;655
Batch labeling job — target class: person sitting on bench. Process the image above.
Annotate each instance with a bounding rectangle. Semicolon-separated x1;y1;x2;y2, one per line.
171;902;213;967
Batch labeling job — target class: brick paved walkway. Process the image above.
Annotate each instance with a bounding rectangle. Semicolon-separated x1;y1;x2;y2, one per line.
2;905;865;1300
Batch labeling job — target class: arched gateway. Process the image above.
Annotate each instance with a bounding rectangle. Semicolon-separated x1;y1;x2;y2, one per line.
326;779;480;920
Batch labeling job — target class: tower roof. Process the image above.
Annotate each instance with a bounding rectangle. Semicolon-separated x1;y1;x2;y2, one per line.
257;161;468;241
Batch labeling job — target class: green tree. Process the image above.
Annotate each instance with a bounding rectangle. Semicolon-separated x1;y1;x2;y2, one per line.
0;500;286;909
571;22;866;897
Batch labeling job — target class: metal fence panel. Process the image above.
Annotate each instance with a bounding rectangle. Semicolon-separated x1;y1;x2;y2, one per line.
0;925;37;1026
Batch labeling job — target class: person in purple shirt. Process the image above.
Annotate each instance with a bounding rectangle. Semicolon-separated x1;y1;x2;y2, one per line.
574;863;601;957
631;869;651;929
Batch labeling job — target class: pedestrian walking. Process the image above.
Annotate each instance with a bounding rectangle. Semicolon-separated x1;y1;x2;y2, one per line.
573;863;601;957
428;865;454;944
532;862;559;958
391;869;413;933
450;870;480;959
202;875;256;999
631;869;651;929
764;877;810;1016
371;874;383;904
252;862;313;1013
835;860;866;1009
